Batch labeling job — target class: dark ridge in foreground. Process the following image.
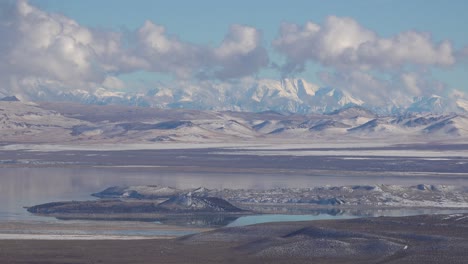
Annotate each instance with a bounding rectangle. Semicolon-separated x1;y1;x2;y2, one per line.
27;194;246;222
2;213;468;263
26;200;169;215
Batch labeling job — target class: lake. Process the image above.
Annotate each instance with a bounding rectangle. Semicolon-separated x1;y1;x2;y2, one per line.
2;166;468;236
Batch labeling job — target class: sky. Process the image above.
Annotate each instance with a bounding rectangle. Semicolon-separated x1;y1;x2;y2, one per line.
1;0;468;105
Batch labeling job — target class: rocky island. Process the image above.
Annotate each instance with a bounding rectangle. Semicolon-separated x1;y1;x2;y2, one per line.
27;184;468;224
27;190;247;226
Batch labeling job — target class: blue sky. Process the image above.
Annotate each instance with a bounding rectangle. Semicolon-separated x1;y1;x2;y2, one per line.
2;0;468;104
30;0;468;43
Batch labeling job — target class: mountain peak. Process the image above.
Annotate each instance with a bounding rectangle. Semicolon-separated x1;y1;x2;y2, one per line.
17;78;467;115
407;95;449;114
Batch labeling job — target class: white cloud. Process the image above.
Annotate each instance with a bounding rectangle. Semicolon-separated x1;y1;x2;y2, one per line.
0;1;464;109
318;69;448;107
401;73;422;96
135;20;207;78
0;0;122;98
274;16;457;105
215;25;260;58
318;70;392;105
0;1;268;99
273;16;455;72
8;0;98;82
211;25;268;79
138;21;176;54
102;76;126;90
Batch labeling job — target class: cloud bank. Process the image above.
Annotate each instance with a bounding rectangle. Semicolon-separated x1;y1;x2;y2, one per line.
0;1;268;98
273;16;455;72
0;1;465;107
272;16;458;104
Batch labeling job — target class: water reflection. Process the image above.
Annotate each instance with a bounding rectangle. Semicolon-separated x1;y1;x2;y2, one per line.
158;215;241;228
228;208;468;228
39;208;468;229
2;167;468;221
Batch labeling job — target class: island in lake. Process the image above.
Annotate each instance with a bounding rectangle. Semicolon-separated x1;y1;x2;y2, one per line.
27;184;468;224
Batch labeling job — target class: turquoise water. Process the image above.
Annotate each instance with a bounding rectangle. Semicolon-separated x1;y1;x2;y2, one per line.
227;214;358;227
226;208;468;228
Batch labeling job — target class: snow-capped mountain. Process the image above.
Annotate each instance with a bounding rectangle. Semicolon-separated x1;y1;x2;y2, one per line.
6;77;468;116
407;95;449;113
403;95;468;114
24;78;367;114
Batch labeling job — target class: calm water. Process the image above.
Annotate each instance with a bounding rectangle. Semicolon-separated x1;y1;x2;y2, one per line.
228;208;468;227
1;166;468;235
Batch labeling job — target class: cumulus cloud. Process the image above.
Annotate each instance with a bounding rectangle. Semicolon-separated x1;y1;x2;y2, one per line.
102;76;126;90
212;24;268;79
3;1;99;82
318;70;392;105
318;69;448;106
0;1;268;98
135;20;206;78
273;16;455;73
0;1;464;108
215;25;259;58
273;16;459;105
401;73;422;96
0;0;129;98
135;22;268;79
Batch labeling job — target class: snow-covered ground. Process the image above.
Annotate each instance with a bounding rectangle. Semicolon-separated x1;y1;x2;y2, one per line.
2;100;468;145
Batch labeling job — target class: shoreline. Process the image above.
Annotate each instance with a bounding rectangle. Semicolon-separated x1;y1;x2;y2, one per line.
0;234;174;240
1;213;467;263
0;219;212;240
4;205;468;241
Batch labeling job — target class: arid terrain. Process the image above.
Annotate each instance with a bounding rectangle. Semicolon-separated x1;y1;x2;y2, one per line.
2;0;468;262
1;213;468;264
2;100;468;263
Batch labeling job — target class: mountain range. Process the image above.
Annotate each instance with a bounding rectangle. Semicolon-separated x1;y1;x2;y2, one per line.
1;98;467;144
21;78;468;115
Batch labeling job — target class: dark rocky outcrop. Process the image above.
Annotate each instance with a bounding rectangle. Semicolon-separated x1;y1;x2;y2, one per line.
159;193;244;213
27;200;167;215
27;193;245;220
0;96;20;102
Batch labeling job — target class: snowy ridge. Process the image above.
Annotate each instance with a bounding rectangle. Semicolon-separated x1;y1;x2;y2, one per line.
456;98;468;112
0;100;88;143
23;78;366;114
2;100;468;143
16;78;468;115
